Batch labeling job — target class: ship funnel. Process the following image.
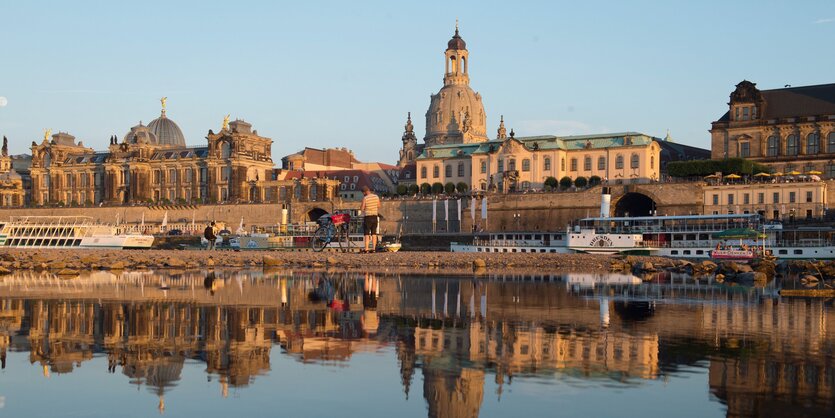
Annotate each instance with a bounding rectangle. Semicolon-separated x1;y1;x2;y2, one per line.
600;186;611;218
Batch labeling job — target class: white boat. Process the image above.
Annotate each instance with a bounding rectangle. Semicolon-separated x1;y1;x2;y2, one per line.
0;216;154;249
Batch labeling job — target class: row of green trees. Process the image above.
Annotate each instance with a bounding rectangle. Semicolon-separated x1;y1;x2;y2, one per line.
666;158;770;177
397;182;470;196
544;175;602;190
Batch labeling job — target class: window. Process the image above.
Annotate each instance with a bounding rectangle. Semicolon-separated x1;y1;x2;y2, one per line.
789;192;796;203
786;134;799;155
650;156;654;169
497;159;504;172
560;158;565;171
615;155;624;169
570;158;578;171
806;191;813;203
344;175;350;183
758;193;764;204
773;192;779;203
433;165;439;178
630;154;639;169
807;133;820;154
584;156;591;171
742;107;750;120
457;162;465;177
169;169;176;184
827;163;835;178
727;194;734;205
767;136;779;156
740;142;750;157
508;159;516;171
829;132;835;153
480;160;486;174
743;193;750;204
445;164;452;177
598;156;606;170
420;166;427;179
712;194;719;205
353;176;359;182
543;157;551;171
522;159;531;172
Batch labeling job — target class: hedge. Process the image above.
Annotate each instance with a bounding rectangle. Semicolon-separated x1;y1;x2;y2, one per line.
666;158;770;177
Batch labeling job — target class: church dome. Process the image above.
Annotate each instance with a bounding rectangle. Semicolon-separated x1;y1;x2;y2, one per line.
424;84;487;145
447;28;466;51
148;112;186;147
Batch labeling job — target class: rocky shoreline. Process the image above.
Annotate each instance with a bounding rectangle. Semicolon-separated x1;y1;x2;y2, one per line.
0;249;833;285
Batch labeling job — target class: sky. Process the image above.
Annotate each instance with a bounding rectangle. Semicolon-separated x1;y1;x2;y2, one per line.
1;0;834;164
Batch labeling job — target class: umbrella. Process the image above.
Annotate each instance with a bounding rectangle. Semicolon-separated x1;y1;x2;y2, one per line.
753;172;771;177
704;174;720;179
807;170;823;175
788;170;801;176
772;172;784;176
724;173;742;179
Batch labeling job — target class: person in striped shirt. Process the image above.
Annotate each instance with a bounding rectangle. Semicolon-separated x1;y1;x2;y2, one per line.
360;186;380;253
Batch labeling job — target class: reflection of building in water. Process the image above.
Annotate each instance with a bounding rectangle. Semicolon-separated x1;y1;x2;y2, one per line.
27;301;96;375
0;299;25;369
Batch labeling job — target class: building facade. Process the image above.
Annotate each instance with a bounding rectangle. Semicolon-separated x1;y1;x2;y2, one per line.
22;101;337;207
702;181;827;220
710;81;835;178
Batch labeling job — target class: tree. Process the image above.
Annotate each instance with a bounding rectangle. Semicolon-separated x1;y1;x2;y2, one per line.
420;183;432;195
396;184;408;196
589;175;602;187
408;183;419;195
456;182;469;194
444;182;456;194
559;176;573;189
544;176;558;189
431;182;444;195
574;176;588;188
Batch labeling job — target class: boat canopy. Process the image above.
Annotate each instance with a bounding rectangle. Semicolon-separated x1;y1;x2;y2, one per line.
712;228;766;239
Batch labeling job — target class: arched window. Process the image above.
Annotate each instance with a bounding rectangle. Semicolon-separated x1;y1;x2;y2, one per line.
598;156;606;170
480;160;487;174
420;166;427;179
457;162;465;177
570;158;578;171
630;154;639;169
461;56;467;74
615;155;624;169
767;136;780;156
828;132;835;153
522;159;531;172
786;135;799;155
543;157;551;171
807;133;820;154
650;156;655;169
445;164;452;177
583;156;592;171
433;165;439;178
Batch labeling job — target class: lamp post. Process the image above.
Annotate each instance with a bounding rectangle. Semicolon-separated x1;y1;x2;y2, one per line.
513;212;521;231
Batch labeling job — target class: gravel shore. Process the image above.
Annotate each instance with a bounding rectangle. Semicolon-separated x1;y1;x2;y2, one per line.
0;248;660;275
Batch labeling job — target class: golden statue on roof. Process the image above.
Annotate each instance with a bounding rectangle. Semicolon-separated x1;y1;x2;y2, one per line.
160;97;167;110
43;128;52;142
222;114;230;130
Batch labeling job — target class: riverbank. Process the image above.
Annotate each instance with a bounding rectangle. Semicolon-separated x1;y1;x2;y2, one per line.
0;248;673;275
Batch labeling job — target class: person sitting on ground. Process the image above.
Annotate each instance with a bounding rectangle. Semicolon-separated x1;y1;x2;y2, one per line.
360;186;380;253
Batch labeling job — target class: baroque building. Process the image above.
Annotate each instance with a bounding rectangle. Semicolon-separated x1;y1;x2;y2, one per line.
400;26;664;192
24;100;337;206
710;81;835;177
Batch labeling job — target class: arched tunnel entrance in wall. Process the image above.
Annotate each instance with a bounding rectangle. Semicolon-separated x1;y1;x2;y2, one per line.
307;208;329;222
614;192;656;217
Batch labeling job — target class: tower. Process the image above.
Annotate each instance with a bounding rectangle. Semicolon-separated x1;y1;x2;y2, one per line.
398;112;419;167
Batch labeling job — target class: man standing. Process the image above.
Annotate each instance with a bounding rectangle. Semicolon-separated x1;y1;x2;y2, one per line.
360;186;380;253
204;222;217;250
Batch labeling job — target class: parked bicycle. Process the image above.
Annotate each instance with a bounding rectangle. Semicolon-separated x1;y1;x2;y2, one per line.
311;213;351;252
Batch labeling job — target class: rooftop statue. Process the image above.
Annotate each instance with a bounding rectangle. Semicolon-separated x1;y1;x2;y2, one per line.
43;128;52;142
222;114;230;131
160;96;167;110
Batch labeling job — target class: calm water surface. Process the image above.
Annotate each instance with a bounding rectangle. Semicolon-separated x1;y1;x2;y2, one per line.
0;269;833;417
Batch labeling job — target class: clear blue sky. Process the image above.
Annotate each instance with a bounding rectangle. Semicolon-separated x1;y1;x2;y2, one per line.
1;0;834;164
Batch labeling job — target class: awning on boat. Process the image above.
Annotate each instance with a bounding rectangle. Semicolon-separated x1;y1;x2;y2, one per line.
712;228;766;239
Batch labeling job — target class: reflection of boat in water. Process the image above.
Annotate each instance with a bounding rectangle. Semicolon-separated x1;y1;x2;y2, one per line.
0;216;154;249
564;273;643;289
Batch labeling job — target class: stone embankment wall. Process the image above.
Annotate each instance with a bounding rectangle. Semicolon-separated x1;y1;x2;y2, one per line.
1;181;826;233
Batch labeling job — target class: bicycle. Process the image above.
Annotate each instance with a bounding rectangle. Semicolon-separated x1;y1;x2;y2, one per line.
311;213;351;252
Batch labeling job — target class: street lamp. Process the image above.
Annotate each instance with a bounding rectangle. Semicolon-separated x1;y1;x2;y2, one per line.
513;212;521;230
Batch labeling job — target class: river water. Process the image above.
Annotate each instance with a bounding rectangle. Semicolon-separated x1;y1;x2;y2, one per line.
0;269;832;417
